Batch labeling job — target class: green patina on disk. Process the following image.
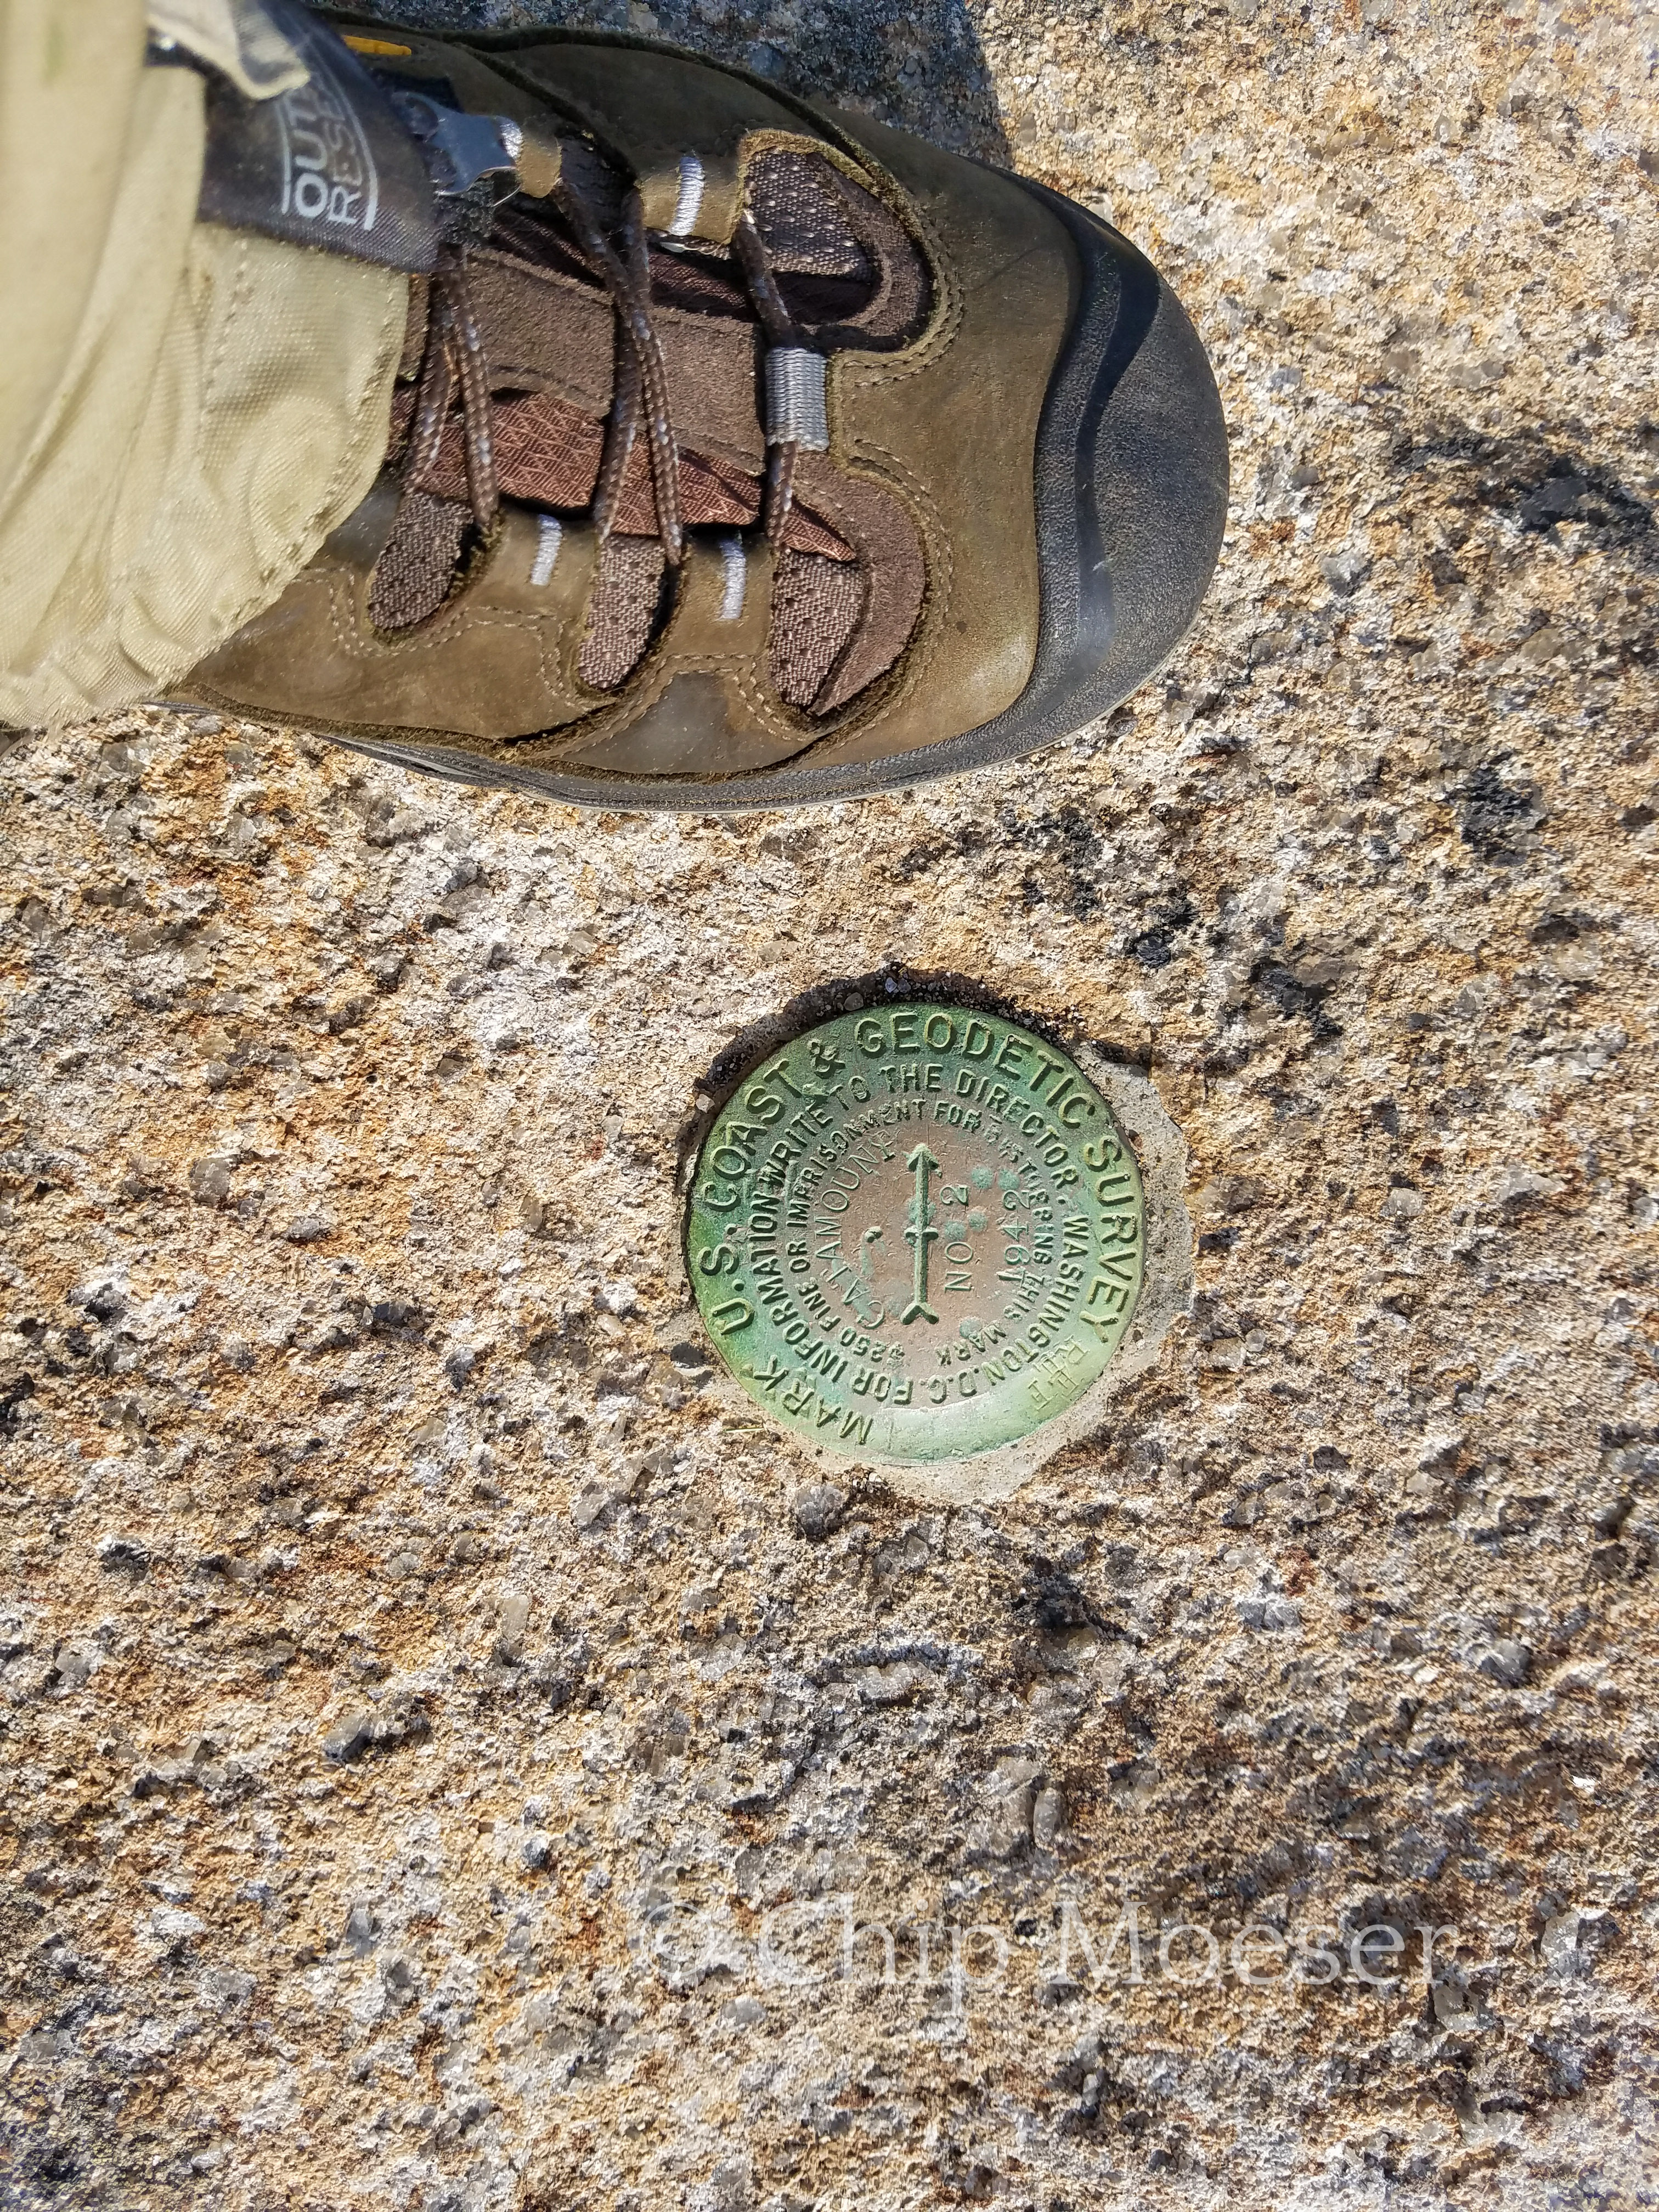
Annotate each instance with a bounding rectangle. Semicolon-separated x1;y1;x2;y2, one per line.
685;1004;1146;1462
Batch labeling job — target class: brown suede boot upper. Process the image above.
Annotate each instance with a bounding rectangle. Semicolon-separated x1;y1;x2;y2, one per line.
190;19;1082;791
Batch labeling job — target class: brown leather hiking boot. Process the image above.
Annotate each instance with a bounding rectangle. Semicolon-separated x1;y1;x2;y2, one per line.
185;9;1227;809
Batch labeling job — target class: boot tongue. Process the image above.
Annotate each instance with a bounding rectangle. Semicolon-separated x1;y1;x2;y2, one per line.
388;145;894;550
374;142;927;714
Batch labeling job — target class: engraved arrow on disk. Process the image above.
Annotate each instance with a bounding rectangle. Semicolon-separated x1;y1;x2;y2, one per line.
901;1144;940;1324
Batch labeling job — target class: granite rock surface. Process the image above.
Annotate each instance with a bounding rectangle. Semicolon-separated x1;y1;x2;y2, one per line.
3;2;1658;2207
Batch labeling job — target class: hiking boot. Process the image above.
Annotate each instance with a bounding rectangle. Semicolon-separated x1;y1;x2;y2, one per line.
184;8;1228;809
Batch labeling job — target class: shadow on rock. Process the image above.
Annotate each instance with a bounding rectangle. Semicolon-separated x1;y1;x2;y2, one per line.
360;0;1013;161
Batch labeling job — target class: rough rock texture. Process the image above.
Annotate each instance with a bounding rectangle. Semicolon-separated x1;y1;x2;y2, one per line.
4;3;1658;2207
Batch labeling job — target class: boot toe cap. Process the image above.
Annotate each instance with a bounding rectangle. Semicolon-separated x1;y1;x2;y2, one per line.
1069;226;1231;714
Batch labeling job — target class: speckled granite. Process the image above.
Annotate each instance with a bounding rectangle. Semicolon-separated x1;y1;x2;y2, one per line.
3;3;1657;2207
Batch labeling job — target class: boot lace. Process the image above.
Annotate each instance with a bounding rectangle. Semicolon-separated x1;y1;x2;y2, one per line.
403;167;815;568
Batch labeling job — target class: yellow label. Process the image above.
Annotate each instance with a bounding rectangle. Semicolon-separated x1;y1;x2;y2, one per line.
342;35;413;57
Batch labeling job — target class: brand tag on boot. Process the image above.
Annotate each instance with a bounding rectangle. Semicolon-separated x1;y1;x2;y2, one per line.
196;0;439;273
